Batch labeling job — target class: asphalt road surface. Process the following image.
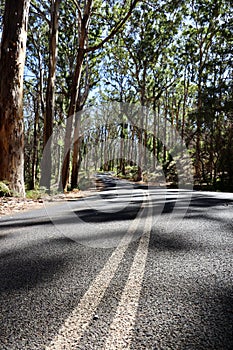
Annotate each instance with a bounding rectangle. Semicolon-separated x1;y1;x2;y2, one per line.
0;176;233;349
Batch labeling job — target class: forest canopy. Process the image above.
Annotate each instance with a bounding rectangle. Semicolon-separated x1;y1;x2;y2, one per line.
0;0;233;196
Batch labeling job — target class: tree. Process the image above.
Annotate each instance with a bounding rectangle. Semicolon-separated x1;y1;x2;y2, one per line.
61;0;140;191
98;0;184;180
182;0;233;186
0;0;31;196
40;0;60;191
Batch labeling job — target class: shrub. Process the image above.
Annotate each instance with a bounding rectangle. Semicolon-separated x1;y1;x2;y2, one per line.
0;181;11;197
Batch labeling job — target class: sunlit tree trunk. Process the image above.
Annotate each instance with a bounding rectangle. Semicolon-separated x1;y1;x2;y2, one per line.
0;0;30;196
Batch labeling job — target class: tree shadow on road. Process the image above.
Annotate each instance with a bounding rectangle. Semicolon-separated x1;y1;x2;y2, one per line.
0;189;232;231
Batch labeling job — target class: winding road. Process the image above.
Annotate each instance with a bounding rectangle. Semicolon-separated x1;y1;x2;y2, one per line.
0;176;233;349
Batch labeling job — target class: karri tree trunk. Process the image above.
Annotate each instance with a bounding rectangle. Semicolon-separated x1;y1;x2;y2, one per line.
40;0;60;191
71;107;82;189
30;96;40;190
0;0;30;197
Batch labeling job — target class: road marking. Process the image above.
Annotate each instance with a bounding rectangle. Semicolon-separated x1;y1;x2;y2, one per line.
45;191;147;350
104;194;153;349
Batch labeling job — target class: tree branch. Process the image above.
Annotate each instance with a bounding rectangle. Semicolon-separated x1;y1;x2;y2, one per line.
30;3;50;25
70;0;82;23
85;0;140;53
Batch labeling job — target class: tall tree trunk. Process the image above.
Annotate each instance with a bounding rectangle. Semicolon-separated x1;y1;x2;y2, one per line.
71;59;90;189
71;107;82;189
0;0;30;197
40;0;60;191
163;89;168;164
61;48;85;191
195;73;202;182
30;96;40;190
61;0;93;191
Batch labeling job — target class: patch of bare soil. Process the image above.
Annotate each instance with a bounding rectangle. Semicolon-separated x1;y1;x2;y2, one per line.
0;190;94;217
0;197;44;217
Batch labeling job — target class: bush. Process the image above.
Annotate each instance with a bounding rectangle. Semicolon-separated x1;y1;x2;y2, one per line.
26;186;51;199
26;189;42;199
0;181;11;197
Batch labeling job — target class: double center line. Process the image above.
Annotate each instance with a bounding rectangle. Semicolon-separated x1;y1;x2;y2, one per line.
46;191;153;350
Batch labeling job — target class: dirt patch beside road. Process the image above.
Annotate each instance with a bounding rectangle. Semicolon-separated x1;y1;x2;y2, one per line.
0;190;94;217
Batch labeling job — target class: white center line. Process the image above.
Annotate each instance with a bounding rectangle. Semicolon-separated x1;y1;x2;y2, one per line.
104;193;153;349
45;191;147;350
